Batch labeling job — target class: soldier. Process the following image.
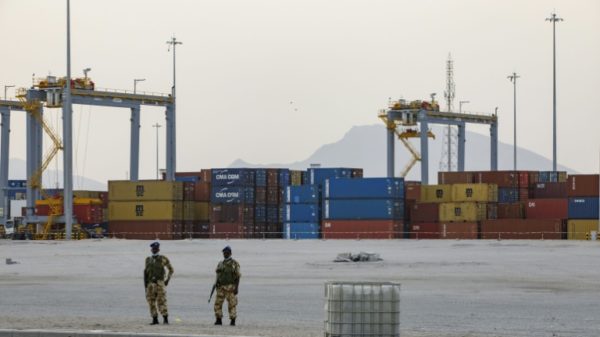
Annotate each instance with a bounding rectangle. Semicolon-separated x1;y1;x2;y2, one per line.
214;245;241;326
144;241;174;325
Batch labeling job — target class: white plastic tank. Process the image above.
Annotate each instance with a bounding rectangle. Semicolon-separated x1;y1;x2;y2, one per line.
325;281;400;337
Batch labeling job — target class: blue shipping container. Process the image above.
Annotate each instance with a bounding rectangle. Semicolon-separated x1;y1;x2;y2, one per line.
324;199;404;220
285;204;320;223
286;185;320;204
308;168;354;185
255;205;267;223
325;178;405;199
211;168;255;186
255;169;267;187
498;188;520;203
7;188;26;199
285;222;320;239
568;197;599;219
267;206;279;223
211;186;255;204
279;169;290;186
175;176;198;183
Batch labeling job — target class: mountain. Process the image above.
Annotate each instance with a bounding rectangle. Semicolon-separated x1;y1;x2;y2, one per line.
6;158;107;190
230;124;576;183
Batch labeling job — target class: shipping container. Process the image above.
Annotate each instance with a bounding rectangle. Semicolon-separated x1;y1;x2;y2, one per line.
286;185;319;204
437;172;473;184
473;171;518;188
182;182;195;200
404;181;421;200
211;168;255;186
420;185;452;203
184;202;196;221
451;184;498;202
255;169;267;187
284;222;320;239
567;175;599;197
517;171;530;188
193;202;209;221
324;178;404;200
408;202;439;223
255;187;267;204
255;205;267;223
279;169;291;186
498;188;519;203
290;170;303;186
497;203;524;219
568;197;599;219
351;168;364;178
486;203;498;220
210;204;254;224
108;181;183;201
36;204;104;224
409;222;440;239
324;199;403;220
439;202;487;222
525;199;568;219
308;168;353;185
530;182;567;199
266;187;280;205
480;219;562;240
210;186;255;204
193;182;211;201
209;223;245;239
267;169;279;187
108;201;183;221
285;204;320;223
538;171;567;183
322;220;401;239
108;220;181;240
182;221;210;239
519;188;530;202
266;206;279;223
567;220;599;240
8;180;27;188
439;222;478;239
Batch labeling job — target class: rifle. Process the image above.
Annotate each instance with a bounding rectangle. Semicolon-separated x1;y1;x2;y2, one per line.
208;283;217;303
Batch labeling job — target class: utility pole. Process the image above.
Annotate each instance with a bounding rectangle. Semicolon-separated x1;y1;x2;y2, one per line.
152;123;161;180
508;72;520;171
4;85;15;100
546;12;563;171
134;78;146;94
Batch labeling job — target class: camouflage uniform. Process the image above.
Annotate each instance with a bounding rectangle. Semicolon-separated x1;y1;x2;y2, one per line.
144;255;174;318
214;258;241;320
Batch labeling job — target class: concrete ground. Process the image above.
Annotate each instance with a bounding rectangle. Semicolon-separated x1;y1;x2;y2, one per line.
1;239;599;337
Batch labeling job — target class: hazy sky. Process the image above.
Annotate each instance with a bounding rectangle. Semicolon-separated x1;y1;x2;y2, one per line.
1;0;599;187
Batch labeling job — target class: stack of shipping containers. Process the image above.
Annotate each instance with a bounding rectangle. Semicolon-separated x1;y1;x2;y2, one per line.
566;174;599;239
210;169;255;238
322;178;404;239
284;184;320;239
172;170;211;238
108;180;184;240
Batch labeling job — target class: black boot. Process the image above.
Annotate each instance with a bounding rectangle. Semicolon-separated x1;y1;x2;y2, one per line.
230;318;236;326
151;316;159;325
214;317;222;325
163;315;169;324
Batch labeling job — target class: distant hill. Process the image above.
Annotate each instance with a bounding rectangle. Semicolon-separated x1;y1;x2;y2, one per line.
7;158;107;190
230;124;576;183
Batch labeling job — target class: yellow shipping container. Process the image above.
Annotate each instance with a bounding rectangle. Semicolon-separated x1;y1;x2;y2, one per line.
439;202;487;222
108;201;183;221
73;190;104;199
567;220;599;240
194;202;210;221
420;185;452;203
183;201;195;221
451;184;498;202
108;180;183;201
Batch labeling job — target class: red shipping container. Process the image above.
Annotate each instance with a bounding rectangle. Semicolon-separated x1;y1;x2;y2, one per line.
200;169;211;182
517;171;530;188
525;199;567;219
480;219;562;240
530;182;567;199
193;182;210;201
255;187;267;204
351;169;364;178
210;204;254;224
321;220;401;239
528;171;539;185
267;169;279;187
439;222;478;239
409;203;439;223
486;203;498;220
497;203;524;219
108;220;180;240
404;181;421;200
36;204;104;224
405;199;416;221
266;186;279;205
183;221;210;239
209;222;245;239
473;171;518;187
438;172;473;184
409;222;440;239
567;174;599;197
518;188;530;202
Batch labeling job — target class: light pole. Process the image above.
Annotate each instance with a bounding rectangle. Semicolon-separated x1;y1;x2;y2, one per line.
4;85;15;100
166;36;182;181
152;123;161;179
459;100;469;113
508;73;520;171
546;12;563;172
134;78;146;94
63;0;74;240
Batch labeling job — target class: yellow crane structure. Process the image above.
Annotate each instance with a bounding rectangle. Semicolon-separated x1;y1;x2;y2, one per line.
16;87;64;239
379;99;436;178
